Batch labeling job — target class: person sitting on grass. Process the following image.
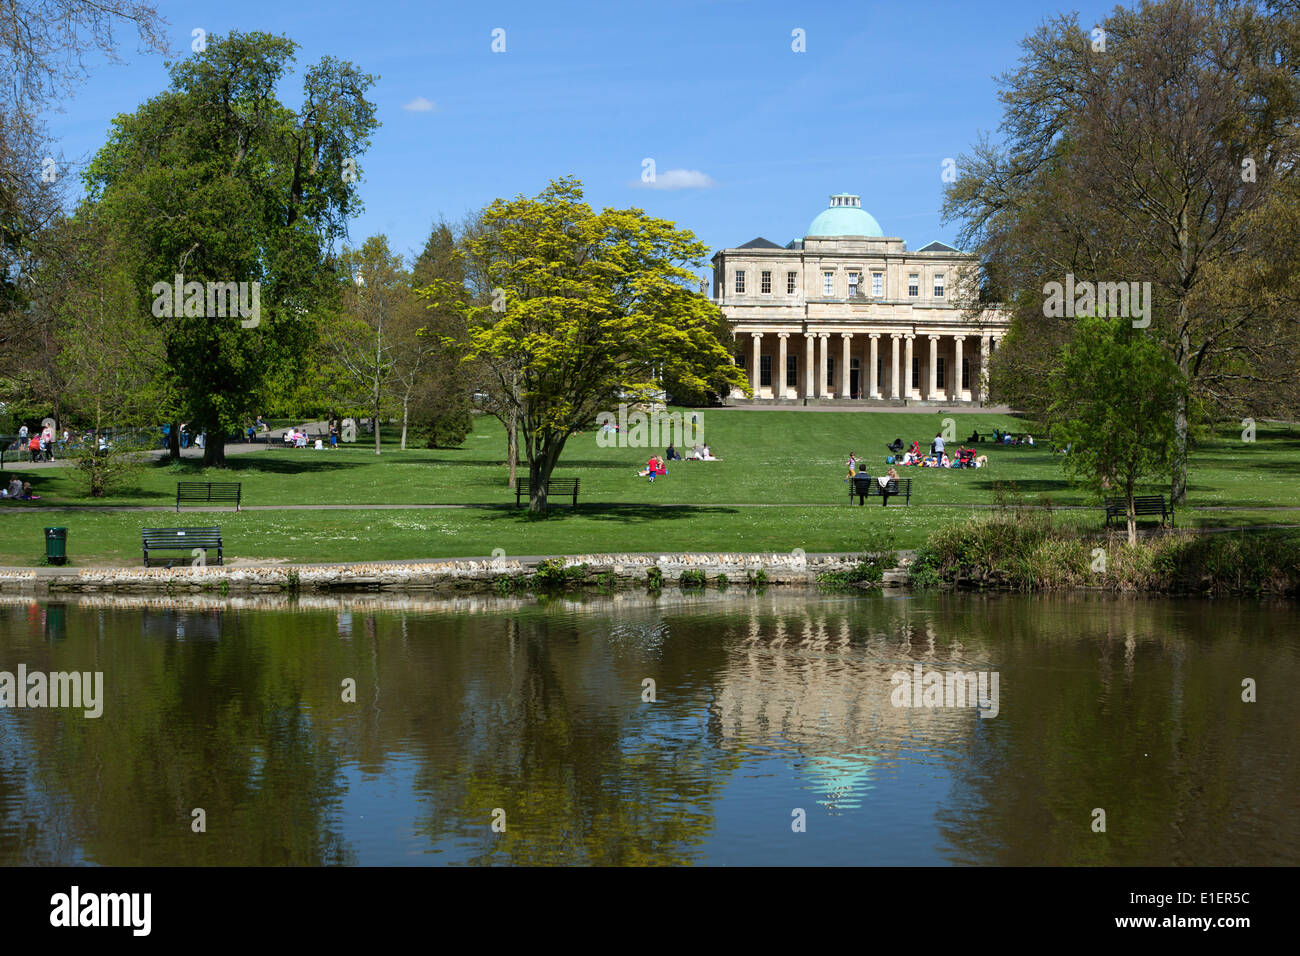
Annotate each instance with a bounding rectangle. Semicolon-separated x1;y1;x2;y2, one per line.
20;481;39;500
701;444;721;461
638;456;666;480
968;428;980;444
665;442;682;461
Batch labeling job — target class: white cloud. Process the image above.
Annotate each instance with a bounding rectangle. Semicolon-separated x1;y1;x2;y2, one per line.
632;169;717;190
402;97;437;112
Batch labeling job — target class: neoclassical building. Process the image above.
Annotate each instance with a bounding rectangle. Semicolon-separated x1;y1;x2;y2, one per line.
712;193;1009;404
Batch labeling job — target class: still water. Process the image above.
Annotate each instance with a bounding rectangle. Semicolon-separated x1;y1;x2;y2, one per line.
0;590;1295;866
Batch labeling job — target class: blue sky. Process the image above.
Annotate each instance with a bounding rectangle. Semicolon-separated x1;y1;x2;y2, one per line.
46;0;1116;271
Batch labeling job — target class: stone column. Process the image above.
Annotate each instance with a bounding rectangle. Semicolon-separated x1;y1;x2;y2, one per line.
818;333;830;398
979;334;991;403
751;332;763;399
868;333;880;399
805;333;815;399
840;333;853;398
927;335;940;400
903;334;914;399
777;333;788;400
953;335;965;401
890;334;901;399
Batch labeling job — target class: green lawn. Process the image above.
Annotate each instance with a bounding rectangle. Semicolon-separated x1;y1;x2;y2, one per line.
0;409;1296;565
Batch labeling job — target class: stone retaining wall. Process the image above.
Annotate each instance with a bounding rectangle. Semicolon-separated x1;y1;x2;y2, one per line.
0;552;885;594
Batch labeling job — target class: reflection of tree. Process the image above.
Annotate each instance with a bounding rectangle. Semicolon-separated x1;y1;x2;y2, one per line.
933;596;1300;866
410;608;743;865
0;605;356;865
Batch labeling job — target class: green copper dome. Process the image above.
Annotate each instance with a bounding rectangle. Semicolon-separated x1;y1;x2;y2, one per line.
806;193;883;238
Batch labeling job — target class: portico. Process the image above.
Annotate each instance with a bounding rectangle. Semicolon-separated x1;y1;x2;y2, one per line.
713;193;1009;405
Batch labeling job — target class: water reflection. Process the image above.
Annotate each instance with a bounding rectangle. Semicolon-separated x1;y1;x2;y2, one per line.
0;591;1294;865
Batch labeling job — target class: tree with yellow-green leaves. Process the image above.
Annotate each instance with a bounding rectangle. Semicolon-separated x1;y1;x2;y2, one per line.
424;177;748;512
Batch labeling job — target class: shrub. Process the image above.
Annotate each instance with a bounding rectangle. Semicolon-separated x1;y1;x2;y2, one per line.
533;559;587;590
679;569;706;588
646;565;663;590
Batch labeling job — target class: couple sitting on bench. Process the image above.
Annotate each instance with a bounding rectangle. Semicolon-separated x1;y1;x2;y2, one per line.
854;467;901;505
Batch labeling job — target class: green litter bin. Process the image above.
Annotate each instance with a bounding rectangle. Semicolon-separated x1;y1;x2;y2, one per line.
44;527;67;565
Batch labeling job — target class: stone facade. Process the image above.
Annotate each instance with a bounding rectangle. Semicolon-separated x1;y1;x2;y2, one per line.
711;193;1010;404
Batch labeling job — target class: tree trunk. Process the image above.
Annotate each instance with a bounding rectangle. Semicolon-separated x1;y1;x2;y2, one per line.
203;431;226;468
400;394;409;450
527;439;565;514
168;421;180;460
507;407;518;490
1172;206;1192;506
373;392;381;456
1125;479;1137;546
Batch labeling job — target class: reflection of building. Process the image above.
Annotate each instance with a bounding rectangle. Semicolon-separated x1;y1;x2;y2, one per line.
711;608;978;808
712;193;1010;404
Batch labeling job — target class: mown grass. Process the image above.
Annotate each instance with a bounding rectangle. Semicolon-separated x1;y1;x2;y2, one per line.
1;409;1296;566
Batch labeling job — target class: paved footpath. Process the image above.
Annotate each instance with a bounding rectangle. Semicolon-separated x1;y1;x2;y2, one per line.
5;501;1300;513
1;440;270;472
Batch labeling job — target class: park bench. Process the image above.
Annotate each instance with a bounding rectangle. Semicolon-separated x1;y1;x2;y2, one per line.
176;481;242;512
849;474;912;506
515;477;580;507
142;527;224;567
1104;495;1172;529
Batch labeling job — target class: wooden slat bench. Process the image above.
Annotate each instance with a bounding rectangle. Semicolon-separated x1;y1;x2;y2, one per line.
849;474;912;506
142;527;224;567
1104;495;1171;528
515;477;580;507
176;481;242;512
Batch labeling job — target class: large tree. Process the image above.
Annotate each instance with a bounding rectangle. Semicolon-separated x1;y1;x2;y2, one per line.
405;219;472;450
943;0;1300;504
426;177;746;512
83;31;379;465
0;0;168;384
331;235;406;455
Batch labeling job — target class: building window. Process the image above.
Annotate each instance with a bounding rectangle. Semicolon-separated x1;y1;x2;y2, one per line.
787;271;797;294
786;354;798;386
936;357;946;390
735;351;745;368
761;270;771;294
934;273;945;297
822;271;834;296
735;271;746;294
827;356;835;388
911;355;919;391
847;271;859;296
760;354;772;387
908;273;919;297
877;356;883;388
872;272;883;297
962;356;970;390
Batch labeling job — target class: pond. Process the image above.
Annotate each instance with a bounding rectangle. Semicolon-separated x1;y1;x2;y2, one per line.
0;590;1294;865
